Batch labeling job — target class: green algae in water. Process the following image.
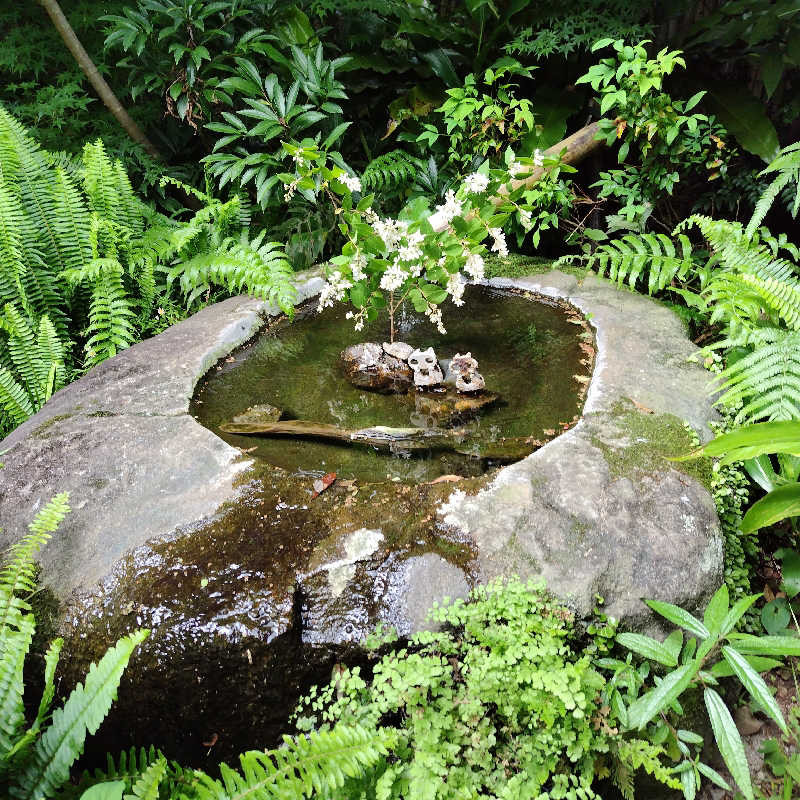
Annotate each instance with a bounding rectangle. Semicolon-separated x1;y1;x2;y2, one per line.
193;286;589;481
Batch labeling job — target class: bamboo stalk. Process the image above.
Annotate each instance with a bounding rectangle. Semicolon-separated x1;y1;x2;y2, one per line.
38;0;164;161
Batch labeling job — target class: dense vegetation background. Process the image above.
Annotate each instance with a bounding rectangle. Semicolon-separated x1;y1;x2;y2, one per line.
2;2;800;799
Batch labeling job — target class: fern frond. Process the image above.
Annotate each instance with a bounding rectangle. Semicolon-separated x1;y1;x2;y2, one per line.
13;628;149;800
0;368;33;427
169;237;296;313
82;264;136;368
557;232;695;293
362;150;421;192
193;725;392;800
747;141;800;236
0;617;35;768
682;215;799;283
126;756;167;800
716;331;800;424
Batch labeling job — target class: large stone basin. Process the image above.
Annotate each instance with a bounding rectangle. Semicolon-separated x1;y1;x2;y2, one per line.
0;263;722;764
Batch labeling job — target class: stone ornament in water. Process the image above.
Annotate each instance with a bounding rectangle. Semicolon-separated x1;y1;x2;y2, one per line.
339;342;413;393
444;352;485;393
408;347;444;387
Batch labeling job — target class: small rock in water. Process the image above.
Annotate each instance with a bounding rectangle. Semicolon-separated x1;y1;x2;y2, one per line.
415;390;498;426
340;342;413;393
231;403;282;424
382;341;414;361
444;352;485;393
408;347;444;388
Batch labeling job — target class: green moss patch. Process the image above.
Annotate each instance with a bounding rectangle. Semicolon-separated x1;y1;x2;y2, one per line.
589;399;713;491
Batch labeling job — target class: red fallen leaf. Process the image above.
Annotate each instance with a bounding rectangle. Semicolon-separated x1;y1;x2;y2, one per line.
312;472;337;498
426;474;463;485
203;732;218;748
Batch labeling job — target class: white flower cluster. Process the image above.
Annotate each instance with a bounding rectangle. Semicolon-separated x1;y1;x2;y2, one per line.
379;262;406;292
340;173;362;193
425;303;447;335
345;308;367;331
317;270;352;312
488;227;509;258
519;208;533;230
370;213;409;251
533;148;544;167
397;230;424;263
448;272;466;306
463;172;490;194
508;159;525;177
350;251;367;281
464;252;485;281
428;189;463;231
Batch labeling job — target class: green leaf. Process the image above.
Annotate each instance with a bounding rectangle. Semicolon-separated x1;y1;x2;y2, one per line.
79;782;125;800
616;633;678;666
720;593;762;636
778;549;800;599
711;655;782;678
696;761;731;791
704;688;753;800
704;584;729;635
677;422;800;465
761;598;791;635
703;83;780;163
627;663;695;730
760;52;784;100
741;484;800;534
721;647;786;733
420;49;460;87
726;634;800;657
644;599;710;639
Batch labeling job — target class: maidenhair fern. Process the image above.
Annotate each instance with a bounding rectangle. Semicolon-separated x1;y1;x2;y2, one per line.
0;495;149;800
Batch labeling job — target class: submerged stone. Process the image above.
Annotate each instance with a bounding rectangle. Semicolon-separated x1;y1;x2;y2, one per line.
231;403;282;424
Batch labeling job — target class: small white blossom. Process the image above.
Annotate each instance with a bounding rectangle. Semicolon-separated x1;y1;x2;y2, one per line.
346;308;367;332
425;303;447;335
533;148;544;167
350;251;367;281
519;208;533;230
463;172;490;194
508;160;525;177
317;270;352;312
489;227;509;258
292;153;306;168
283;179;298;202
341;173;362;193
464;252;485;281
448;272;466;306
372;217;407;251
379;261;407;292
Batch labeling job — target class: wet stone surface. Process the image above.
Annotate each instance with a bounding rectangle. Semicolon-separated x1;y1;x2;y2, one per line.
0;263;722;766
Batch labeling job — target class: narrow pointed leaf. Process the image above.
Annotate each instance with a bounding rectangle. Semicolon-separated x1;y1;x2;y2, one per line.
704;688;753;800
721;647;786;733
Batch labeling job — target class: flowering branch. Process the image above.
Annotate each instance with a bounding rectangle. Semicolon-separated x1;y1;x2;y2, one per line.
278;137;573;340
